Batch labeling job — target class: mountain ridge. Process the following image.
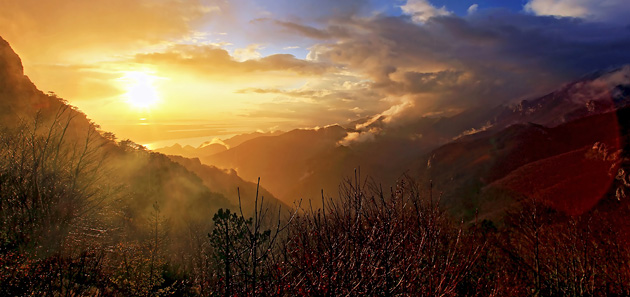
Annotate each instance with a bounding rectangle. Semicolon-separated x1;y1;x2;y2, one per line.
0;35;283;230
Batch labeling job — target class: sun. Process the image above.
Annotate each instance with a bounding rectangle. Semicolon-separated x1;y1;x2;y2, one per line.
120;71;162;110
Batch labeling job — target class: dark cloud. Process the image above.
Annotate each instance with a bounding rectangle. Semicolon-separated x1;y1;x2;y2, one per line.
304;10;630;128
396;70;466;94
257;0;374;21
271;20;350;40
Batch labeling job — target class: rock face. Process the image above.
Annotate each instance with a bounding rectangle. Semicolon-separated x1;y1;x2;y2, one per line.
0;36;25;115
0;36;53;121
0;36;24;86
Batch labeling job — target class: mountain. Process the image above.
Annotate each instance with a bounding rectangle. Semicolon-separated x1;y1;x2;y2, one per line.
437;66;630;141
166;155;289;214
0;36;284;258
221;130;285;148
420;107;627;219
0;37;72;125
155;142;227;159
154;130;284;159
201;125;349;204
196;66;630;213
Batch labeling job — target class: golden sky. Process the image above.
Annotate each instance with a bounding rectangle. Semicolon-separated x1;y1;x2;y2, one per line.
0;0;374;148
2;0;629;148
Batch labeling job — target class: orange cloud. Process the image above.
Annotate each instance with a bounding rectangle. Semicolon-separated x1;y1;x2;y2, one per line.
134;44;334;78
0;0;214;63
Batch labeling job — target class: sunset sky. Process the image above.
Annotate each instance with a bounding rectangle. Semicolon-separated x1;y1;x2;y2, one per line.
1;0;629;148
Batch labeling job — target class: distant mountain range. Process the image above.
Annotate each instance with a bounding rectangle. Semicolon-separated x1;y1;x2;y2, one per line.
154;130;284;158
159;65;630;217
419;66;630;218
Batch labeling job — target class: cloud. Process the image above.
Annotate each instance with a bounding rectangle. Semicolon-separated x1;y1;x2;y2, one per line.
524;0;630;23
242;100;365;127
467;4;479;15
401;0;451;23
200;137;230;149
233;44;263;61
237;77;385;125
255;0;374;21
248;19;350;41
0;0;214;63
134;44;334;78
4;0;630;145
278;20;350;40
237;83;378;102
305;9;630;135
337;129;379;146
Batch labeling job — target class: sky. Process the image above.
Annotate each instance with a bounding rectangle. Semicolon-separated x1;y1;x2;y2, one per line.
1;0;630;148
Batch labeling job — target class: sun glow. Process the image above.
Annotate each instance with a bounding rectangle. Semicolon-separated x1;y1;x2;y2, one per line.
120;71;162;110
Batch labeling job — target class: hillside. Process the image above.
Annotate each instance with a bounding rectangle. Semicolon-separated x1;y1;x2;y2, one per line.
201;125;349;203
432;66;630;141
193;66;630;211
0;36;282;259
421;107;627;219
167;155;289;214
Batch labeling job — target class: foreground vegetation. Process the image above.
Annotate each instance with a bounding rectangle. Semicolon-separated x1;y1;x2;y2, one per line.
2;110;630;297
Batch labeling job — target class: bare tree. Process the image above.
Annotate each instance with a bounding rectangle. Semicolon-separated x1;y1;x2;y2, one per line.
0;105;108;255
278;171;484;296
0;105;111;295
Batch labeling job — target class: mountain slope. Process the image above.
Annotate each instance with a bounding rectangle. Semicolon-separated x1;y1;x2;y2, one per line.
0;36;284;258
438;66;630;141
201;125;348;203
421;107;626;219
167;155;289;215
196;66;630;208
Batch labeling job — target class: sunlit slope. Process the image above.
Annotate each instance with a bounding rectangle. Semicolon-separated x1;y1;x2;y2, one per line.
167;155;290;216
201;125;348;203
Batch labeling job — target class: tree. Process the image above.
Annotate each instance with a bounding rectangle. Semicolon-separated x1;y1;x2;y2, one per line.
209;208;249;296
209;178;298;296
279;171;484;295
0;105;111;295
0;105;107;255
